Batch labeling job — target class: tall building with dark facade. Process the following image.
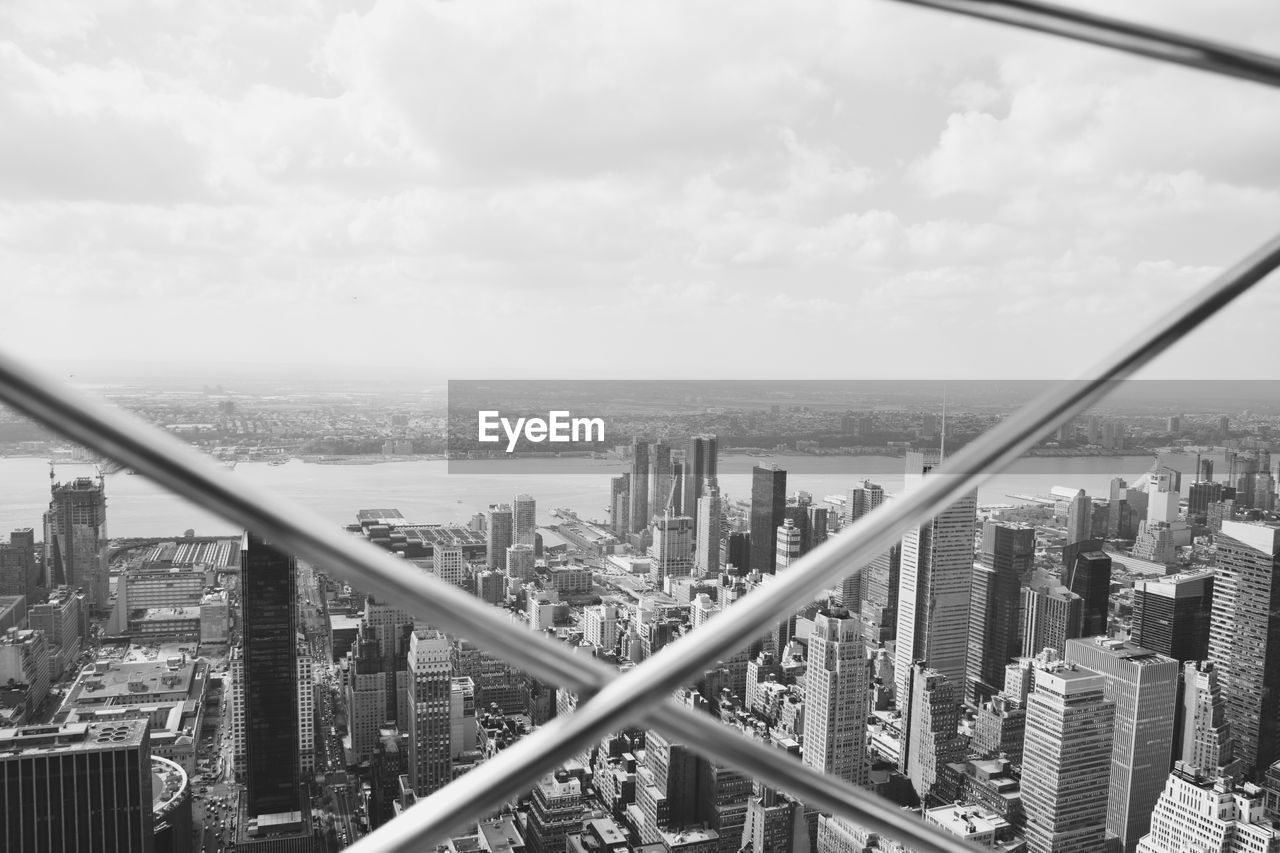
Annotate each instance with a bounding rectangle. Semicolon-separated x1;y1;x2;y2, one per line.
1067;550;1111;637
1208;521;1280;779
485;505;514;570
724;532;751;576
1131;569;1213;663
749;466;786;574
966;522;1035;705
44;476;108;607
240;533;301;818
1;719;155;853
629;440;650;535
0;528;37;600
1022;585;1084;658
683;435;718;536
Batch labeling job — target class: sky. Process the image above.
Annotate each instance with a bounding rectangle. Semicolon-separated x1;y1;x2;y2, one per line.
2;0;1279;381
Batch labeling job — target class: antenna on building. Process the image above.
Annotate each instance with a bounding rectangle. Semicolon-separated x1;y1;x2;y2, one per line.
940;393;947;462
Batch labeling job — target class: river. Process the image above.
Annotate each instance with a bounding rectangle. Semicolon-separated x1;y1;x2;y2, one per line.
0;450;1223;539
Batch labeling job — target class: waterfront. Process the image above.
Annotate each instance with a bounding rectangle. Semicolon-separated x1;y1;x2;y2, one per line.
0;451;1221;539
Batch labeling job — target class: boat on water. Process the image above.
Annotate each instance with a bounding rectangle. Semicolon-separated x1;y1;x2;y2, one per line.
222;460;237;470
268;459;288;467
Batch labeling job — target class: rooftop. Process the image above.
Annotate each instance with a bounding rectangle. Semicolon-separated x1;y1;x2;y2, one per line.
0;720;149;755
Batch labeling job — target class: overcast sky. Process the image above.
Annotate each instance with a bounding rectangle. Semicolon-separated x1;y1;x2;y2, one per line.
2;1;1278;381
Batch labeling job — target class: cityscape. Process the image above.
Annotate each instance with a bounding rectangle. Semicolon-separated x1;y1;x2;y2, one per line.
2;394;1280;853
2;2;1279;853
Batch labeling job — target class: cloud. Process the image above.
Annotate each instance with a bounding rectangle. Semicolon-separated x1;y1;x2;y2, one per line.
0;0;1277;378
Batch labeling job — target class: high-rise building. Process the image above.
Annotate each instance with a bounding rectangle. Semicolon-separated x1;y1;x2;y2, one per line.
844;480;884;527
775;519;802;569
1180;661;1238;777
1137;764;1280;853
855;544;899;646
407;628;452;796
0;719;155;853
485;505;514;570
967;521;1035;704
749;467;787;574
802;608;869;788
901;663;966;807
506;543;535;583
240;533;301;818
1149;468;1182;526
649;516;694;588
43;476;108;607
433;545;468;589
0;528;37;600
1066;550;1111;637
895;452;977;697
1021;585;1084;659
1022;663;1115;853
649;444;674;517
583;604;619;652
513;494;537;545
1132;569;1214;662
1208;520;1280;778
526;771;584;853
1065;490;1092;548
694;487;723;576
724;532;751;576
610;475;630;538
346;636;390;763
1065;637;1179;853
807;505;829;552
683;435;718;536
630;440;651;535
1190;481;1226;518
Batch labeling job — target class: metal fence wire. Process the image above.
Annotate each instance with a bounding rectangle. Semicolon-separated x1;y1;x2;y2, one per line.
2;2;1279;852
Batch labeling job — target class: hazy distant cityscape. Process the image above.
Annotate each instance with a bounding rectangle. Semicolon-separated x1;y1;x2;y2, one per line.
2;383;1280;853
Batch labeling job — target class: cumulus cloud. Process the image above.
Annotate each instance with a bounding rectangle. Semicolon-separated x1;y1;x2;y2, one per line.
0;0;1277;378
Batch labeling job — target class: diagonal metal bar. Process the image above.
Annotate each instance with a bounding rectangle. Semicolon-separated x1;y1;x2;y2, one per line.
884;0;1280;89
344;227;1280;853
0;349;977;852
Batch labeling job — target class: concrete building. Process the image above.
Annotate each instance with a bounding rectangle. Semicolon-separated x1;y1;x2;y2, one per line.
1137;764;1280;853
407;628;452;796
895;452;978;698
802;608;869;788
1021;663;1114;853
1207;521;1280;778
0;719;155;853
1065;637;1179;852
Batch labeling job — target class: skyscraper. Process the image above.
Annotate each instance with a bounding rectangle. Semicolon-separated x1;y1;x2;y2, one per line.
485;504;514;569
1132;569;1214;662
513;494;537;545
1207;520;1280;778
434;546;468;589
648;515;694;588
854;544;899;645
43;476;108;607
407;628;452;796
902;663;966;807
802;608;869;788
749;466;787;574
775;519;802;569
240;532;301;818
1066;550;1111;637
1022;663;1115;853
683;435;718;536
1065;637;1179;853
1065;490;1092;548
1180;660;1238;777
610;475;630;538
895;452;977;698
844;480;884;527
966;521;1035;704
648;443;674;517
0;719;155;853
1021;585;1084;658
694;486;723;576
630;440;650;535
